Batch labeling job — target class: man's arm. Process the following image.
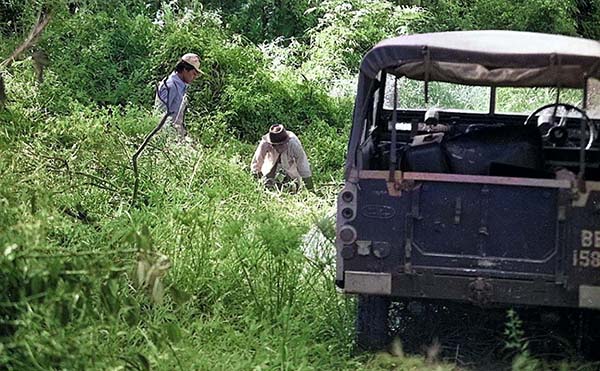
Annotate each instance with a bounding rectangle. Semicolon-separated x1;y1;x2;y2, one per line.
302;176;314;190
172;95;188;138
290;138;314;190
251;140;267;177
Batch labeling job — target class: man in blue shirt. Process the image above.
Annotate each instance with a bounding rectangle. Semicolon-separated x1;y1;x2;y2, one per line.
155;53;203;141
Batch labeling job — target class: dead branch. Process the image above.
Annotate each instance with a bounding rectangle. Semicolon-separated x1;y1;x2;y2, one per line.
0;7;52;110
131;112;170;205
73;171;120;192
0;74;6;109
1;8;52;69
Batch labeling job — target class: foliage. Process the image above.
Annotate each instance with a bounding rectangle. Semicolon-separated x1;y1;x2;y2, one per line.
300;0;423;85
0;0;28;36
2;0;600;370
257;0;425;101
503;309;545;371
0;101;355;369
27;0;349;147
393;77;489;111
302;117;350;181
38;5;156;109
575;0;600;40
217;71;351;144
495;87;583;114
202;0;320;43
414;0;579;35
0;0;62;36
504;309;529;354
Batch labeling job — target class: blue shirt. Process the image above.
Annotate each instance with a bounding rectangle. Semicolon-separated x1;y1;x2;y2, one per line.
155;72;187;119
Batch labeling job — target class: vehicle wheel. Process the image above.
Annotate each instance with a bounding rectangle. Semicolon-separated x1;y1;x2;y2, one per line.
578;309;600;360
356;294;391;351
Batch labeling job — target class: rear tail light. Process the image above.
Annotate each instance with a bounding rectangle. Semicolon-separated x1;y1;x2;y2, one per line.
338;185;357;221
339;225;357;244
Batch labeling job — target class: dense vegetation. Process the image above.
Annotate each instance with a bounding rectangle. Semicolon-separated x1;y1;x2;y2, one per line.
1;1;600;369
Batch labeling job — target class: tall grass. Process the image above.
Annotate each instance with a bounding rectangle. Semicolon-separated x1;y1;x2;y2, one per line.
4;1;597;369
0;102;348;368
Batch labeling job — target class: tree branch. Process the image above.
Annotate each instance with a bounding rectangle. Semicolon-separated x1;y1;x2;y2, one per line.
131;112;170;205
1;8;52;69
0;7;52;110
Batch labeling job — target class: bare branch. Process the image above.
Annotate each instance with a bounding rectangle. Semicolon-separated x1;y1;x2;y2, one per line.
0;7;52;110
131;112;170;205
0;74;6;109
1;8;52;69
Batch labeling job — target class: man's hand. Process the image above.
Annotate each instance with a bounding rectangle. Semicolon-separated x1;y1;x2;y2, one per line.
178;135;195;147
303;176;314;191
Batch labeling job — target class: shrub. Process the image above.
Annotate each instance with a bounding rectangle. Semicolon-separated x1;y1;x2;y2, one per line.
39;6;156;110
414;0;578;35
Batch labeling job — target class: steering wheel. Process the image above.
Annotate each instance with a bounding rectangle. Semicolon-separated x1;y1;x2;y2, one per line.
524;103;596;150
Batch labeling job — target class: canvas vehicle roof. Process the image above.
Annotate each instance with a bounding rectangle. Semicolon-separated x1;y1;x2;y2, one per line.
361;30;600;88
346;31;600;175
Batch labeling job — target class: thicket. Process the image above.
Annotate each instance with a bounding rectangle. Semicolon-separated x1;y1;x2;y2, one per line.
0;1;383;369
1;0;600;369
400;0;600;38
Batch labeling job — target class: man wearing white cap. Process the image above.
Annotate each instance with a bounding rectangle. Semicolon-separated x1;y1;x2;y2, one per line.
155;53;203;140
251;124;314;191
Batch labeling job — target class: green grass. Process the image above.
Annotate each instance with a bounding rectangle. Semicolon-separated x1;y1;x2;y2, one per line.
0;103;455;369
2;2;599;368
1;62;597;371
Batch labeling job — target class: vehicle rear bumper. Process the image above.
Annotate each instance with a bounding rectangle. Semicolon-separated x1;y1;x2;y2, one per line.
343;270;600;310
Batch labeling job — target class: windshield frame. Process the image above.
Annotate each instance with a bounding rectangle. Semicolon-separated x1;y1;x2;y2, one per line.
380;72;587;116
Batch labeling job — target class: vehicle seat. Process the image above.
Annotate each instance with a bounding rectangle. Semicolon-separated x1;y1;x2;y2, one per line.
443;125;544;176
403;142;450;173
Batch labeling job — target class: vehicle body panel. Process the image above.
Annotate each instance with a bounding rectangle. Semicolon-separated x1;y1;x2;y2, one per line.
338;31;600;312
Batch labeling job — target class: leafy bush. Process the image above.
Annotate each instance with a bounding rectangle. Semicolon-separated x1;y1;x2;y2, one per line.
300;0;424;85
302;116;351;182
415;0;578;35
575;0;600;40
3;1;600;369
39;6;156;110
0;0;42;36
217;71;349;142
203;0;320;43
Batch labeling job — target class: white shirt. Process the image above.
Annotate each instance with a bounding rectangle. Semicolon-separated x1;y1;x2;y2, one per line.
250;132;312;180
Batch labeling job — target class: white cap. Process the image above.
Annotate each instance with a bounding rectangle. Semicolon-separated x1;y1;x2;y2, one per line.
180;53;203;74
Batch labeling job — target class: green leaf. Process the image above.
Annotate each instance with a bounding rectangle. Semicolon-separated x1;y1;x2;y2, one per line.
136;353;151;371
165;322;181;343
169;285;191;306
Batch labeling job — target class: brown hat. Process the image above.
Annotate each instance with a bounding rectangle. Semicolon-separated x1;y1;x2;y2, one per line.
180;53;204;74
267;124;290;145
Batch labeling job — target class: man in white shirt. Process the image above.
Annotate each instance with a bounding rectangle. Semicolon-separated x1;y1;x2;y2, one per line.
155;53;203;141
251;124;314;191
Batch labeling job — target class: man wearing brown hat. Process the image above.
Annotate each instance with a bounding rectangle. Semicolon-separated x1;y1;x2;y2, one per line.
155;53;203;141
251;124;314;191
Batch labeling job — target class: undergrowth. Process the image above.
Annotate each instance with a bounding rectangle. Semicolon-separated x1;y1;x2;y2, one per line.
2;1;599;370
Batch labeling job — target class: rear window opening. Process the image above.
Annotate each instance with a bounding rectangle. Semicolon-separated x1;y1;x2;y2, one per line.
359;74;600;180
383;75;584;114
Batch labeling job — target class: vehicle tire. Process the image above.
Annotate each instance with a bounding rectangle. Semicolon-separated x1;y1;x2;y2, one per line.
356;294;391;351
578;309;600;360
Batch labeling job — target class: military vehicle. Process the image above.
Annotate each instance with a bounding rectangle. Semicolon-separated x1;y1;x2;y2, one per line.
335;30;600;350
